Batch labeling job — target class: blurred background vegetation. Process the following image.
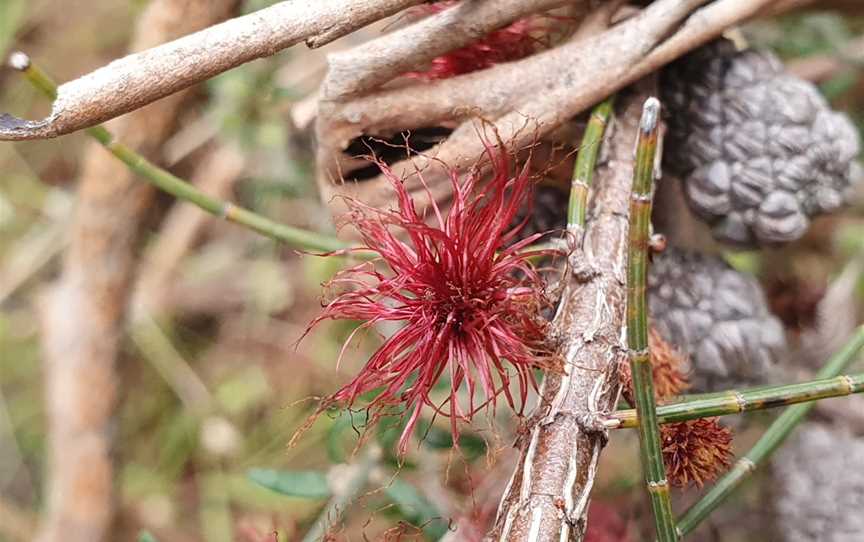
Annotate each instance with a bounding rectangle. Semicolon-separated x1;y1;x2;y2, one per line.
0;2;862;541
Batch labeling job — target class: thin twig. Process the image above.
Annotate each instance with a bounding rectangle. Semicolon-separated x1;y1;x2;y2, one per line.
302;447;381;542
676;325;864;537
612;373;864;428
626;97;677;542
132;144;245;314
129;314;214;416
16;55;558;263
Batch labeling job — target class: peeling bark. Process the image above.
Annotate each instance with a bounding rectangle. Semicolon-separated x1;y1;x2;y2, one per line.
487;90;649;542
321;0;582;100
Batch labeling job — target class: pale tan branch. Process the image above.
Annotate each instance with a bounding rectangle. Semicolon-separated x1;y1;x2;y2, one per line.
787;34;864;82
316;0;783;220
319;0;630;144
0;0;422;141
324;0;776;142
634;0;777;75
316;0;706;211
321;0;581;100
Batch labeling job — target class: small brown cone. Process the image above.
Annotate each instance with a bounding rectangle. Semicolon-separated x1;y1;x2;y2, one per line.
661;418;733;488
619;327;690;405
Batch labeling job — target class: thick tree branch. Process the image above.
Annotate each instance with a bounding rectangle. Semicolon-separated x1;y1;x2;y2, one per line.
487;89;646;542
0;0;422;141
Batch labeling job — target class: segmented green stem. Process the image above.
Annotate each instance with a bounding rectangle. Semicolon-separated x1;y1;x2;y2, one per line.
676;325;864;537
568;96;615;229
13;54;349;254
627;97;677;542
613;372;864;428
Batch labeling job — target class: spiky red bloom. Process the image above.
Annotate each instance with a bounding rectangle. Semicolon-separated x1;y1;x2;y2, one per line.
661;418;734;488
307;148;559;453
404;1;547;81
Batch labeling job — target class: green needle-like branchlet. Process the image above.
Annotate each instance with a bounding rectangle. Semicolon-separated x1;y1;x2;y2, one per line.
11;52;350;254
627;97;677;542
613;372;864;428
676;325;864;537
568;96;614;229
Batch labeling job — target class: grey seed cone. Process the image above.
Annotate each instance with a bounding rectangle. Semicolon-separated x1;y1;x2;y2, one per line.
774;423;864;542
648;248;786;391
663;39;862;247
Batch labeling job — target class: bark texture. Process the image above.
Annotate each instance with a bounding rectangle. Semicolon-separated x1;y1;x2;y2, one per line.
488;90;647;542
321;0;581;100
36;2;239;542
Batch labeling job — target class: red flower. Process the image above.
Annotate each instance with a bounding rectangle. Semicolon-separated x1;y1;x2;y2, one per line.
404;1;548;80
306;146;559;454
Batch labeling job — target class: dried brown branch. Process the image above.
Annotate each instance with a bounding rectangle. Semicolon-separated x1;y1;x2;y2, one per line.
316;0;779;222
35;3;240;542
316;0;706;211
0;0;423;141
321;0;582;100
487;89;647;542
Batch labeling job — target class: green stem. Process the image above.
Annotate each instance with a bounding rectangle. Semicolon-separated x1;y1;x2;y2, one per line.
613;372;864;429
676;325;864;537
568;96;615;229
14;55;350;254
627;97;677;542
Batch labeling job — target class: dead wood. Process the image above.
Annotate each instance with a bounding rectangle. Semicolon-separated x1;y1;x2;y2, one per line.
315;0;707;216
321;0;584;100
